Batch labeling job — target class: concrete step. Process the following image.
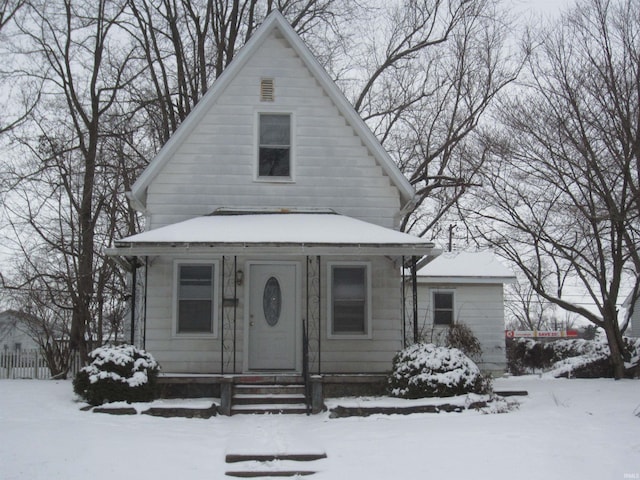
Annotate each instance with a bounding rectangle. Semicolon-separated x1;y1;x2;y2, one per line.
233;393;306;405
230;384;309;414
234;384;305;395
225;453;326;477
225;470;316;477
226;453;327;463
231;403;309;415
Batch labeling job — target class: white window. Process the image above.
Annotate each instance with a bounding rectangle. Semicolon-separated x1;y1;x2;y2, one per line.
433;291;454;326
328;263;371;338
258;113;291;178
174;262;218;336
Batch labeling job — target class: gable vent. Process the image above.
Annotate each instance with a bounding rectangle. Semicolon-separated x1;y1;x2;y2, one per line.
260;78;274;101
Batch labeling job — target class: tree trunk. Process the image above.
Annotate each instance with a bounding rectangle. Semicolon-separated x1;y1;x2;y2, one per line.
602;318;625;380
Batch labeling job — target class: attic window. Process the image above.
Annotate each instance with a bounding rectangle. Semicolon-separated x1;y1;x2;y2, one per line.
260;78;274;101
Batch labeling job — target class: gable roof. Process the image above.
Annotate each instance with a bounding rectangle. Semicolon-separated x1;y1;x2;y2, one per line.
416;251;516;284
128;10;416;211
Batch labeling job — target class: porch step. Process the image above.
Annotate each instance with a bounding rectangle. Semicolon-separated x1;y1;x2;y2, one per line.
225;453;326;477
231;384;308;415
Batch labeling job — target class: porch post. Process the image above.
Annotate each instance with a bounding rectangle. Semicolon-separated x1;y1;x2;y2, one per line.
221;256;225;375
219;376;233;416
130;259;137;345
411;256;418;344
402;255;406;348
143;257;149;349
317;255;321;375
311;375;324;414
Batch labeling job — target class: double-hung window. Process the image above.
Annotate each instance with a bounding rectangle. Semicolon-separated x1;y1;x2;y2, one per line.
258;113;291;178
433;291;454;326
176;263;216;335
328;263;371;337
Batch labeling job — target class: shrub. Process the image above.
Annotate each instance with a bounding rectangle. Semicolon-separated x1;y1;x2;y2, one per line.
73;344;160;406
506;335;640;378
388;343;492;399
445;322;483;362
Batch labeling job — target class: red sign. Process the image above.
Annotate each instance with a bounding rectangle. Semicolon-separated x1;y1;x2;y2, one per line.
505;330;579;338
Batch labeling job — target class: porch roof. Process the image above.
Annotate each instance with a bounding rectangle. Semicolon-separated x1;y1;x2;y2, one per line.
107;212;436;257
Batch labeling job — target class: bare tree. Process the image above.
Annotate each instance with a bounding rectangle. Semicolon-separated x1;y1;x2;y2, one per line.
505;279;559;331
0;0;38;135
467;0;640;379
128;0;355;145
2;0;142;361
341;0;521;235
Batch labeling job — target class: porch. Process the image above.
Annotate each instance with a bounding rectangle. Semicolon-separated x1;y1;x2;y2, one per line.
156;373;388;415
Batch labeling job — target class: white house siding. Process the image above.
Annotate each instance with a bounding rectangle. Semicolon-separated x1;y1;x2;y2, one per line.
316;256;403;374
144;255;402;374
144;256;229;374
416;283;507;373
144;31;401;230
629;304;640;337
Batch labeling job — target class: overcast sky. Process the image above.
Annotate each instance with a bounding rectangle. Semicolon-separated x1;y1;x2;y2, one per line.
509;0;574;18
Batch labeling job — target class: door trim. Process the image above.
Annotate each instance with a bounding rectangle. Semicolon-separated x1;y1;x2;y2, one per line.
243;260;302;373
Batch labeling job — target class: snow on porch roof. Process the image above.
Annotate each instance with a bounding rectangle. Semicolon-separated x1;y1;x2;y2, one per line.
109;213;436;257
416;251;516;284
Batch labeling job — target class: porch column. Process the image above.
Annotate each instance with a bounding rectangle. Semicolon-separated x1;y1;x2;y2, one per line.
411;256;419;344
219;376;234;416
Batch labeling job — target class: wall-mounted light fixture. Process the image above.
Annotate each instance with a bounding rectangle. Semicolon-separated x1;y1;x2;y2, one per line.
236;269;244;286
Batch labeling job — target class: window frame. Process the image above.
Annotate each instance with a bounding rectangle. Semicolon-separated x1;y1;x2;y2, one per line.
172;260;219;338
327;261;372;339
255;111;295;182
432;289;455;326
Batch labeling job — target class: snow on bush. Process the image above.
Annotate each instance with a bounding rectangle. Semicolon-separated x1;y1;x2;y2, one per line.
73;344;160;406
507;335;640;378
388;343;492;399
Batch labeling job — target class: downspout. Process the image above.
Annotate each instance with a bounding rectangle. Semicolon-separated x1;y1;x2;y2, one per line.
394;194;421;230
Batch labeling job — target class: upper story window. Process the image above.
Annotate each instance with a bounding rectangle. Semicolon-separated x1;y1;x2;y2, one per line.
433;291;454;326
258;113;291;178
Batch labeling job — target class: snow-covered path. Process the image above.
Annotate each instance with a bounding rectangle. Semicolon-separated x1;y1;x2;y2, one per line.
0;377;638;479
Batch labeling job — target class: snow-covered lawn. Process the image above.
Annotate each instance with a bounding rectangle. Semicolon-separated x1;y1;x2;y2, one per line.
0;376;638;479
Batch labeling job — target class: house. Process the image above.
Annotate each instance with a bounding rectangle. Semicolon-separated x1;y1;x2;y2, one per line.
107;11;437;410
623;291;640;338
412;251;515;373
0;310;40;352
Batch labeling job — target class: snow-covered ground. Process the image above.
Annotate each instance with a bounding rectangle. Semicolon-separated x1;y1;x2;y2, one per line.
1;376;638;479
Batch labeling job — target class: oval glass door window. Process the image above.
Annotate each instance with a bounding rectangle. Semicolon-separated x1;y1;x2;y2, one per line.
263;277;282;326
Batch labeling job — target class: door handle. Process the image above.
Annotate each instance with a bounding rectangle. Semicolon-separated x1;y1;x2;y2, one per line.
250;321;255;327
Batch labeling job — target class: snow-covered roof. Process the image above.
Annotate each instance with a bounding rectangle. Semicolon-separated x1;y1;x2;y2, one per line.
416;251;515;284
128;10;416;211
109;213;435;257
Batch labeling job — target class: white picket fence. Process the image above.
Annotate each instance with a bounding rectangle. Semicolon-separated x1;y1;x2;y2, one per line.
0;349;83;379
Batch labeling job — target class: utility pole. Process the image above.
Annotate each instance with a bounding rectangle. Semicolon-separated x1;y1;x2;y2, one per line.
448;224;456;252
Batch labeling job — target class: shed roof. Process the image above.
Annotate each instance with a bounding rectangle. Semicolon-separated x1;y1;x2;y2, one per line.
416;251;516;284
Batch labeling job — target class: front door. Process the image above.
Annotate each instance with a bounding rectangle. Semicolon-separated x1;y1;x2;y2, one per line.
247;263;298;371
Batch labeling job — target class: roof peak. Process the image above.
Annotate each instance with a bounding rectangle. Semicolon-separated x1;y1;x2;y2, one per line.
127;9;415;212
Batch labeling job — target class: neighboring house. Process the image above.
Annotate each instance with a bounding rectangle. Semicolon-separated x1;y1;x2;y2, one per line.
0;310;39;352
107;10;436;394
623;291;640;338
413;251;516;373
